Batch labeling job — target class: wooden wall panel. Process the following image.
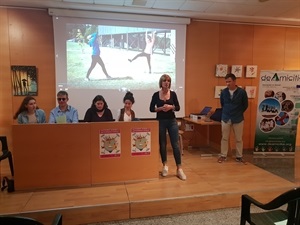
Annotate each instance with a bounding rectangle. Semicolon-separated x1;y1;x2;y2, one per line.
219;23;254;66
284;27;300;69
185;22;220;114
0;9;13;140
253;26;286;70
8;9;56;125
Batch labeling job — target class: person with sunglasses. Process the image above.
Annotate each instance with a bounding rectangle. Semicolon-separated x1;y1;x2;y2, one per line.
13;96;46;124
49;91;79;123
149;74;186;181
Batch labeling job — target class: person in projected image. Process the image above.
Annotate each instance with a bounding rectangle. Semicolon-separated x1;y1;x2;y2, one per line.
49;91;79;123
149;74;186;181
76;29;85;53
85;33;112;81
128;30;156;74
13;96;46;124
116;91;136;121
84;95;114;122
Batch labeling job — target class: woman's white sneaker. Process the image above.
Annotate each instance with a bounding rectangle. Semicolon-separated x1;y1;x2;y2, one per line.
177;168;186;181
162;166;168;177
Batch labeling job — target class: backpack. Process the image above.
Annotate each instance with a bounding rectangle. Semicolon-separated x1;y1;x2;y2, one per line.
1;176;15;193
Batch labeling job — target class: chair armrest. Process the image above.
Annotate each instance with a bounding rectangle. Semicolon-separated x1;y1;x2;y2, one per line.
242;188;299;211
241;194;253;223
242;194;272;209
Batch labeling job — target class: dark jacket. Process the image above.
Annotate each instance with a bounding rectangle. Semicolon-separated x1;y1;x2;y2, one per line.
220;86;248;123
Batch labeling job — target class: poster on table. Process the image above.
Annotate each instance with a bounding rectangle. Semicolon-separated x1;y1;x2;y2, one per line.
99;129;121;158
254;70;300;154
131;128;151;156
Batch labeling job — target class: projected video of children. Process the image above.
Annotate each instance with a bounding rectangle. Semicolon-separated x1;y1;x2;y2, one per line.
66;24;176;90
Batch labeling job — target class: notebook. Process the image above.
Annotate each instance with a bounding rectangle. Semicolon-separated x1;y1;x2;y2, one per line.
210;108;222;122
192;106;212;116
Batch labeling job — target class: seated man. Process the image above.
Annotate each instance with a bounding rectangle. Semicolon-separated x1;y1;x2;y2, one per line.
49;91;79;123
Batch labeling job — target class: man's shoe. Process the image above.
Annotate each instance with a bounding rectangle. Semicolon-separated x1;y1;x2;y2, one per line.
177;168;186;181
218;156;227;163
236;157;247;164
162;165;168;177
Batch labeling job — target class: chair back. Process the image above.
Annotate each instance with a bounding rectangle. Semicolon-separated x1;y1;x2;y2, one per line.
273;188;300;223
0;216;44;225
52;214;62;225
262;187;300;225
240;187;300;225
0;214;62;225
290;199;299;225
0;136;9;152
0;136;14;176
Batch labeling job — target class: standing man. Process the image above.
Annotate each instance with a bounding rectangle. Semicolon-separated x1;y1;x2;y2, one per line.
218;73;248;163
49;91;79;123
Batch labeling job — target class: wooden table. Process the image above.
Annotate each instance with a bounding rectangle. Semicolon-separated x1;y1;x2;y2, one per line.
12;121;159;190
183;117;221;154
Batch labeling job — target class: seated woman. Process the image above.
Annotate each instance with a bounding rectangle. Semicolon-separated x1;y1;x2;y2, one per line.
13;96;46;124
84;95;114;122
117;91;136;121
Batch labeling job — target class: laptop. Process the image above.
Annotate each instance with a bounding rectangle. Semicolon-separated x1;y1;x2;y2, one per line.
209;108;222;122
192;106;212;116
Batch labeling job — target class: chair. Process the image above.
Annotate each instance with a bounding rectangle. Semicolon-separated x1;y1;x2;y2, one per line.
0;136;14;176
0;213;62;225
240;187;300;225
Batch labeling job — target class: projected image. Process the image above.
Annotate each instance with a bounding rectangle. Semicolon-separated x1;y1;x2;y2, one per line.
53;16;186;119
66;24;176;90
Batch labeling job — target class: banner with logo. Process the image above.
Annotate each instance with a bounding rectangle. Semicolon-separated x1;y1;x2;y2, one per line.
254;70;300;154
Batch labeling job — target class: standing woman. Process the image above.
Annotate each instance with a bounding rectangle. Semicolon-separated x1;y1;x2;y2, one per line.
84;95;114;122
13;96;46;124
128;30;156;74
117;91;136;121
149;74;186;181
85;33;111;81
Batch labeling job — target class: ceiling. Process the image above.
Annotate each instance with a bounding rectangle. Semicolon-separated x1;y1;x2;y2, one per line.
1;0;300;26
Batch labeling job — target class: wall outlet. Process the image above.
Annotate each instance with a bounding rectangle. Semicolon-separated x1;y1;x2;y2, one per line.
185;124;194;131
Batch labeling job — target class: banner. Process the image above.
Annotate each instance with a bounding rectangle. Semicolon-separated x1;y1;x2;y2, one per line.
254;70;300;154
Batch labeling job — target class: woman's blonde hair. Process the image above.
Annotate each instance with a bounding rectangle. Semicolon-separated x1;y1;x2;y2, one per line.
159;74;171;88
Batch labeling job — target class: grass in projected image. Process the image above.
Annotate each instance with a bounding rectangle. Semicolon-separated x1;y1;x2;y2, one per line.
67;40;175;90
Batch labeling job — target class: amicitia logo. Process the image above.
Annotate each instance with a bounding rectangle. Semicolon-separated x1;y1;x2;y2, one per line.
261;72;300;82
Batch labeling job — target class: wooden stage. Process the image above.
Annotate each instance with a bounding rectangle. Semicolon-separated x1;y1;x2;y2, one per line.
0;149;297;225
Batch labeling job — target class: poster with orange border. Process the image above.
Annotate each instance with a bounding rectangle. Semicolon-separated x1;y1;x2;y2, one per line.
131;128;151;156
99;128;121;158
